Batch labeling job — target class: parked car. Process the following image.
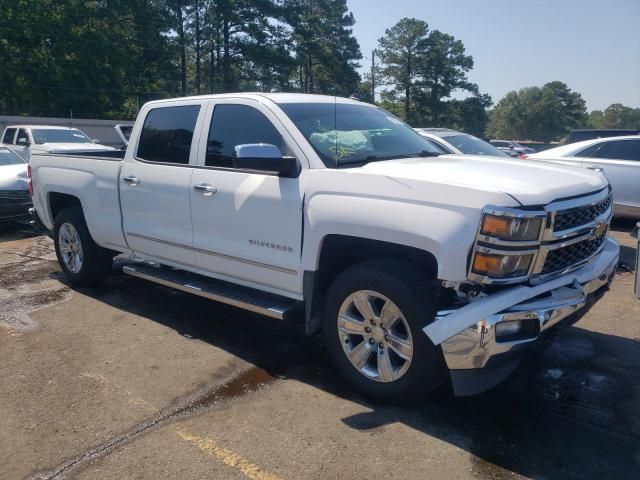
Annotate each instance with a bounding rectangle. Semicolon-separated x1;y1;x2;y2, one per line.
526;135;640;218
490;140;536;157
0;146;32;223
416;128;510;157
29;93;618;401
1;125;115;161
565;129;639;145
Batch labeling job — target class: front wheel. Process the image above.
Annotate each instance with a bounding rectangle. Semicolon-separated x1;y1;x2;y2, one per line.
323;259;446;403
53;207;113;286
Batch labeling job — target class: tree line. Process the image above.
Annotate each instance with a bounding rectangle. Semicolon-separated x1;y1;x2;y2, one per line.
1;1;637;142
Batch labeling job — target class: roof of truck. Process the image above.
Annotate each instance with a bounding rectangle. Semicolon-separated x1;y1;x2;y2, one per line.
144;92;366;106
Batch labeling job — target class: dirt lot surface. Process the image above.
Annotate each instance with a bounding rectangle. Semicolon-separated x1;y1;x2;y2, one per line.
1;220;638;480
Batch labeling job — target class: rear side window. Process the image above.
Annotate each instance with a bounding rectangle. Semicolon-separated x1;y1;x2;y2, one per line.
206;104;288;168
575;143;606;158
597;139;640;161
2;128;16;144
426;138;452;154
137;105;200;164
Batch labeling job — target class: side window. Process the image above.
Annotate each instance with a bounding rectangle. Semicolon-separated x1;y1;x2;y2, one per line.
597;139;640;161
16;129;29;145
492;141;505;148
575;143;606;158
137;105;200;164
427;138;452;154
206;104;288;168
2;128;16;144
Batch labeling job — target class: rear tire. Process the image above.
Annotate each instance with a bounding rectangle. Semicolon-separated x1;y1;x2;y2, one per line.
323;259;446;403
53;207;113;286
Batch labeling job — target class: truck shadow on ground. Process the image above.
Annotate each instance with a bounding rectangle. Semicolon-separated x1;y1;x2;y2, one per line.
50;263;640;480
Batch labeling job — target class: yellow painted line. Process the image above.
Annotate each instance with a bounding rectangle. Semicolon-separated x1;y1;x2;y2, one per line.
175;428;283;480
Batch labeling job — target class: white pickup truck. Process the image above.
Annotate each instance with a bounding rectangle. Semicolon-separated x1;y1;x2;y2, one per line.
28;93;619;400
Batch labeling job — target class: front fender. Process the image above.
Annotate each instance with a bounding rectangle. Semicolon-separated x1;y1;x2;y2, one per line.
303;192;481;281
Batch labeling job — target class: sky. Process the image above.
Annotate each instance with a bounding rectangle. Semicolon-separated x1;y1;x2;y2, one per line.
346;0;640;111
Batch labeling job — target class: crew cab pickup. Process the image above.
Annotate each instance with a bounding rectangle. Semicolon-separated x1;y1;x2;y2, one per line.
28;93;619;400
2;125;115;162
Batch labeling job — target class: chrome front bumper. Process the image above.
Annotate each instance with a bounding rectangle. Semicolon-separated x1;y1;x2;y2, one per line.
426;237;619;396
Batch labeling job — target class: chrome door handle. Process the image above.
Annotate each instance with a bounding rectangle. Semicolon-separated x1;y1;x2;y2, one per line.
194;184;217;195
123;176;140;185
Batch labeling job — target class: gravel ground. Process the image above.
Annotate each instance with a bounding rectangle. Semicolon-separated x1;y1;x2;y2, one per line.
0;219;638;480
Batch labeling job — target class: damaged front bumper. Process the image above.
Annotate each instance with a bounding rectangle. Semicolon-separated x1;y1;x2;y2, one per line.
425;236;619;396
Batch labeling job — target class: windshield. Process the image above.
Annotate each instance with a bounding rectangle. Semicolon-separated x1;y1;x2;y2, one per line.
32;129;92;144
279;102;440;167
0;148;25;166
444;134;509;157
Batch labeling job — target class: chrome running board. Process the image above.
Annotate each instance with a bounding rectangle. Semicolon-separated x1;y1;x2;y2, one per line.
122;264;298;320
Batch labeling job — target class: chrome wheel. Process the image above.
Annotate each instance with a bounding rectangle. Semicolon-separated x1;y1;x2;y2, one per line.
58;223;83;273
338;290;414;383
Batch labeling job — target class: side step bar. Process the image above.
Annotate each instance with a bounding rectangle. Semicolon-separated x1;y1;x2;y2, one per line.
123;264;299;320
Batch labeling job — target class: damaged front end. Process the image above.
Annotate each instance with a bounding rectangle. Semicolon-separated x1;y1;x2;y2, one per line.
425;188;620;396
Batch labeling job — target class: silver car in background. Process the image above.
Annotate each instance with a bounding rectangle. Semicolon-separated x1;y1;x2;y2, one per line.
415;128;510;157
0;146;31;223
526;135;640;218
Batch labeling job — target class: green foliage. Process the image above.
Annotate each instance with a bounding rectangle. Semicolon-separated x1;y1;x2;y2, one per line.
0;0;177;118
282;0;362;96
486;82;587;142
0;0;362;118
376;17;483;128
588;103;640;129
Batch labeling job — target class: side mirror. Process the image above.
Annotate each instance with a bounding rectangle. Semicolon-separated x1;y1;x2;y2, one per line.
17;137;29;146
92;138;101;144
233;144;299;177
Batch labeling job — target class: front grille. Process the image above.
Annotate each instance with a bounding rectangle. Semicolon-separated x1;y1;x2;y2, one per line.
541;233;607;275
553;195;611;232
0;189;30;202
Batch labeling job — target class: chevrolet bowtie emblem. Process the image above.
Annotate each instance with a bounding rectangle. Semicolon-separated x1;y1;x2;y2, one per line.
593;221;607;238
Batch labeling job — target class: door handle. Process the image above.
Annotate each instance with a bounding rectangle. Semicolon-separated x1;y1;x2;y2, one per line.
123;176;140;185
194;184;217;195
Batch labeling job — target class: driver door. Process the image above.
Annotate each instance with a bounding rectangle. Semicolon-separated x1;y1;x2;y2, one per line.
189;100;305;297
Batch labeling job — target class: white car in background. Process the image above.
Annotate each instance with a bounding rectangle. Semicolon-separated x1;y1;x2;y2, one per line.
1;125;115;161
415;128;510;158
0;146;31;223
526;135;640;218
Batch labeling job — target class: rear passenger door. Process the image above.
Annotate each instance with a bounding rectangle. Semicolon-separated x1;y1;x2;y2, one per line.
120;101;206;268
189;100;304;297
580;138;640;211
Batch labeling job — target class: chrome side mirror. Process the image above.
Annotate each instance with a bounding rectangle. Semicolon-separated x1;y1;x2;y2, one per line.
233;144;299;177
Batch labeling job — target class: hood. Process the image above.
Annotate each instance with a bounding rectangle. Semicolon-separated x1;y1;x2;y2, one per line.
359;154;608;206
0;164;28;190
32;143;116;152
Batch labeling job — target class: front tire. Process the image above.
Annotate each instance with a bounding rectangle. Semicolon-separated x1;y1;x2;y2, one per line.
53;207;113;286
323;259;446;403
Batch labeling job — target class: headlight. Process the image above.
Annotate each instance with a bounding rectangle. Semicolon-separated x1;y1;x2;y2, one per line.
471;251;533;279
480;214;542;242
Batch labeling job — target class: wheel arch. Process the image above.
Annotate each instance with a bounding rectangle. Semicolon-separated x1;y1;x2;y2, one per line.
303;235;438;335
48;192;83;223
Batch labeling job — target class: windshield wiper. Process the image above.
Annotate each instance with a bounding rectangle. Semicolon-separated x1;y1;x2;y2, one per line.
335;151;441;168
415;150;441;157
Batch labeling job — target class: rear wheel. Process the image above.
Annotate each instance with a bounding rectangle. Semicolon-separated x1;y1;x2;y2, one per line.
53;207;113;286
323;259;446;402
